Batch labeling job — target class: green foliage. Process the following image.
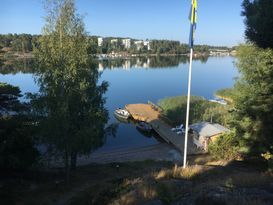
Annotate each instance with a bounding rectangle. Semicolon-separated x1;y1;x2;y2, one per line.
202;104;230;127
150;40;182;54
242;0;273;49
0;83;22;112
0;83;39;169
215;88;234;103
31;0;108;174
0;33;230;56
208;130;240;160
0;34;39;52
0;116;39;169
231;45;273;153
158;96;226;125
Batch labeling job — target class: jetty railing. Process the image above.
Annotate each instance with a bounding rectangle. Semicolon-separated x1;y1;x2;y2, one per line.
148;101;163;112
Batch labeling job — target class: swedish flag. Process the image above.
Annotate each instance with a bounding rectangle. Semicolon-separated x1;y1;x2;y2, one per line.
189;0;197;48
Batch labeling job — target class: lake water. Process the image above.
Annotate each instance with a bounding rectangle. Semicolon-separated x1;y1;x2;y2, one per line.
0;56;238;152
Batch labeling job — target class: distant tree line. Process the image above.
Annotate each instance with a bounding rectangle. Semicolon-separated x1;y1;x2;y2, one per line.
0;34;40;53
0;34;231;55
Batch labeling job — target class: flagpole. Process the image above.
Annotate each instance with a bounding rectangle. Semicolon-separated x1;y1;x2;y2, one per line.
183;47;193;168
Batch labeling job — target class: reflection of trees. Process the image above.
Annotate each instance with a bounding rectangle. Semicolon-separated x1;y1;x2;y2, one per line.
98;55;209;70
0;55;210;74
0;58;35;74
197;55;209;64
148;56;187;68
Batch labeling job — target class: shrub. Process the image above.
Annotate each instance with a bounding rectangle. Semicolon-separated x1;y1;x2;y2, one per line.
208;130;240;160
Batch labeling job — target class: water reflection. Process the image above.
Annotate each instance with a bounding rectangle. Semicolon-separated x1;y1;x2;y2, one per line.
0;56;237;153
97;55;209;71
0;55;209;75
0;58;34;74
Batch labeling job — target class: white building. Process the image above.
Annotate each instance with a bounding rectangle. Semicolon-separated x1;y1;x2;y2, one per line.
122;38;131;49
134;40;151;51
97;37;103;47
134;41;143;50
143;40;151;50
110;39;118;44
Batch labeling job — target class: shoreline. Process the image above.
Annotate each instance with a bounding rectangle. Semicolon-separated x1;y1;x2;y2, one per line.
1;51;233;61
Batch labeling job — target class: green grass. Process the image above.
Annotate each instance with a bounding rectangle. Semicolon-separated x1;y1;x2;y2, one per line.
158;96;222;125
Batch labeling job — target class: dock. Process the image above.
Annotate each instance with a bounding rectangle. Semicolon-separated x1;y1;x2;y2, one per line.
125;103;197;154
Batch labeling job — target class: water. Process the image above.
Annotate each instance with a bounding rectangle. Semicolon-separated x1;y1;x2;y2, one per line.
0;56;238;152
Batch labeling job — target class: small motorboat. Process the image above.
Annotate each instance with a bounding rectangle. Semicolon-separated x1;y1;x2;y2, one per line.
209;98;227;105
114;108;131;121
136;121;152;133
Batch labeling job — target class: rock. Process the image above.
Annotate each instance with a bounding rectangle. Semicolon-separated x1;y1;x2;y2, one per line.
144;200;163;205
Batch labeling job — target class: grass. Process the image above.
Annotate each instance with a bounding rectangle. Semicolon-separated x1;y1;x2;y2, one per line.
155;164;205;180
1;157;273;205
158;96;216;125
158;95;230;126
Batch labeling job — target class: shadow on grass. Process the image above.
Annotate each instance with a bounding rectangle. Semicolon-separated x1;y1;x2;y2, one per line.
0;158;272;205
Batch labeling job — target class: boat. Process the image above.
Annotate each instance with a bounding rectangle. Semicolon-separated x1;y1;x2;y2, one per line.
136;121;152;133
114;108;131;121
209;98;227;105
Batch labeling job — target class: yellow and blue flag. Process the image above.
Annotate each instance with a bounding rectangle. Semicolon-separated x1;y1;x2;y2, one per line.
189;0;197;48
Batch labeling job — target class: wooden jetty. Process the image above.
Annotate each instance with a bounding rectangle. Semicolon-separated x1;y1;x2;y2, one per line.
125;103;197;154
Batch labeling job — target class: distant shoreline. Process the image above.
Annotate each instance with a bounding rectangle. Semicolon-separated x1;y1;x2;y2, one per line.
0;50;234;61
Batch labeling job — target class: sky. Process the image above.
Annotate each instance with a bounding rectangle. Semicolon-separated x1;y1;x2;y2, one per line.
0;0;245;46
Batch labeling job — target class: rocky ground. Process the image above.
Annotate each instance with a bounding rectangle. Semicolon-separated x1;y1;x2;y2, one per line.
1;156;272;205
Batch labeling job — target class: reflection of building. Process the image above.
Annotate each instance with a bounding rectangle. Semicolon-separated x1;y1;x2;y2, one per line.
122;39;131;49
143;58;150;68
98;62;104;72
190;122;230;152
98;37;103;47
136;58;142;68
122;60;131;70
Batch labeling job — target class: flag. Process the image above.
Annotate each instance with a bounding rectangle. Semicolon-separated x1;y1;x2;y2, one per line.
189;0;197;48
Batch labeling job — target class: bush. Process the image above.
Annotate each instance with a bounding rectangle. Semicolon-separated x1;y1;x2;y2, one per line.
0;116;39;170
208;130;240;160
158;96;214;125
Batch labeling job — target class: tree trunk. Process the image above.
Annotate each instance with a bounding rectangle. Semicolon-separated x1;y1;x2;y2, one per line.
70;152;77;170
65;150;70;182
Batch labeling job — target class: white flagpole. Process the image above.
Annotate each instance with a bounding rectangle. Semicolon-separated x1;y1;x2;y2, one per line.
183;47;193;168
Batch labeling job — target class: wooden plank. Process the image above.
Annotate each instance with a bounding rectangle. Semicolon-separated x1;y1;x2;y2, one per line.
125;103;199;153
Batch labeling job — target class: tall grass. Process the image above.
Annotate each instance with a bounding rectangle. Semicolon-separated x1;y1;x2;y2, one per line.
158;96;218;125
155;165;204;180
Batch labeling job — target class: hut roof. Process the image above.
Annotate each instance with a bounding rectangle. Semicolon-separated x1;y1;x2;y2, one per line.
189;122;229;137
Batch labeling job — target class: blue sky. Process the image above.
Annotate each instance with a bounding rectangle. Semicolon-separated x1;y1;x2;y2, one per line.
0;0;245;46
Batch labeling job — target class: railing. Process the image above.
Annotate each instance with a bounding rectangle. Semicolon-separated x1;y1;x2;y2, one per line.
148;100;163;112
